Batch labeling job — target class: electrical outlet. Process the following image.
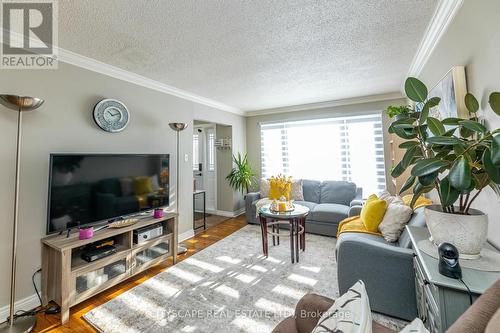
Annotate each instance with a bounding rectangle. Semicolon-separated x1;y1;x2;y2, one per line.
184;154;189;162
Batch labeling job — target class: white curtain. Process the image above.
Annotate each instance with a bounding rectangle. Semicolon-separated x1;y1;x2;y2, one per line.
260;114;385;197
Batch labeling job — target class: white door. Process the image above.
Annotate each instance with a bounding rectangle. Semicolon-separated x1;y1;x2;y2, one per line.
193;125;216;212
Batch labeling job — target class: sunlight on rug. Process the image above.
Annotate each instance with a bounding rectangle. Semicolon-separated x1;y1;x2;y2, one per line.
84;225;406;332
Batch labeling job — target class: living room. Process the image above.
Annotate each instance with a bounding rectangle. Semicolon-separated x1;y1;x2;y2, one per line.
0;1;499;333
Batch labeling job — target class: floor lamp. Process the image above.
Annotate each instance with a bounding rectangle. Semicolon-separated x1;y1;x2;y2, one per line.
169;123;188;255
0;95;44;333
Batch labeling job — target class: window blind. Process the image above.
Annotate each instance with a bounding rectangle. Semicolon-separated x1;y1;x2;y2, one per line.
260;114;386;196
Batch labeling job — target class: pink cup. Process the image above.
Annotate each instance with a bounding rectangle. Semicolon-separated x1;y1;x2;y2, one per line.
154;209;165;218
79;227;94;240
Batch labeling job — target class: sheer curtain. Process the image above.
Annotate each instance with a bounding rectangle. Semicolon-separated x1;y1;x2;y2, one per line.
260;114;385;197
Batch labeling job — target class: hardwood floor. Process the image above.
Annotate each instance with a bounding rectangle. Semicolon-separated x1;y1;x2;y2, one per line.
33;215;247;333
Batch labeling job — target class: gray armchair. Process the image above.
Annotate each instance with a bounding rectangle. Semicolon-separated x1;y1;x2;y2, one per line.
335;207;427;321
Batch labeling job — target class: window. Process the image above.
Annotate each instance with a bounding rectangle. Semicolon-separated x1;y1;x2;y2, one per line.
260;114;386;196
208;132;215;171
193;134;199;170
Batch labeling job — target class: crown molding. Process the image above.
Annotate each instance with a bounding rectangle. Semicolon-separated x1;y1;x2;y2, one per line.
407;0;464;78
244;92;404;117
3;30;243;115
57;48;244;115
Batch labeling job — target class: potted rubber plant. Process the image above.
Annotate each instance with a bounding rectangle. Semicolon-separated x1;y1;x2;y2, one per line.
226;152;258;194
387;77;500;258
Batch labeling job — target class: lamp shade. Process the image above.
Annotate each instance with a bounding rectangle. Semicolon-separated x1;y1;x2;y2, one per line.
0;95;44;112
169;122;188;132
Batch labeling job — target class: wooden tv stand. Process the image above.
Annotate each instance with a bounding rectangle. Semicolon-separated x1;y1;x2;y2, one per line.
41;212;178;324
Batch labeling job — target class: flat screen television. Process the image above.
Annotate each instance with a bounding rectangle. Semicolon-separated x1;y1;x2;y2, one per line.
47;154;170;234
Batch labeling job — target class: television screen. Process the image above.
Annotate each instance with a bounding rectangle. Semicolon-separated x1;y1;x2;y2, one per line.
47;154;169;234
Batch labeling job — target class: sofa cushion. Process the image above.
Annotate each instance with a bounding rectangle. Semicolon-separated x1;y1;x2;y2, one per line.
294;201;317;212
399;207;427;248
337;231;397;247
302;180;321;203
319;181;356;205
310;204;349;223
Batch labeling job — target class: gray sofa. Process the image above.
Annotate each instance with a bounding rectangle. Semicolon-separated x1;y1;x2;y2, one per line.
335;206;427;321
245;180;362;237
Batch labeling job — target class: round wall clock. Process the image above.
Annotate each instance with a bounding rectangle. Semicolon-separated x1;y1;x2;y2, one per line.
93;99;130;133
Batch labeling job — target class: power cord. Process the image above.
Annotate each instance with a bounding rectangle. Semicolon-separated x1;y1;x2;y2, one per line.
459;278;473;305
11;269;60;320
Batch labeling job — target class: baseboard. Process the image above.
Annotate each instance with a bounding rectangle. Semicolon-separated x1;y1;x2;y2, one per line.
0;294;40;324
213;208;245;218
178;229;195;242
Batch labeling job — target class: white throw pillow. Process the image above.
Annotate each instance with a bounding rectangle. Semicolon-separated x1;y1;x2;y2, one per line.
312;280;372;333
260;179;270;198
290;179;304;201
399;318;429;333
379;190;403;205
378;203;413;242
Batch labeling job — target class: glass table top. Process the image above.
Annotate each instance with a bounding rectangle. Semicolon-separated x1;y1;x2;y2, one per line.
259;204;310;218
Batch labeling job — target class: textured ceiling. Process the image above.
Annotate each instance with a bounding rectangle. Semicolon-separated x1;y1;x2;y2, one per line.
59;0;437;111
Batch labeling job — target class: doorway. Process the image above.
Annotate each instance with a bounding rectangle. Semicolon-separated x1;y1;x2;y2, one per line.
193;120;234;231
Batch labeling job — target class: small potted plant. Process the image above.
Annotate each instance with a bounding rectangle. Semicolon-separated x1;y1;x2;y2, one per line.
388;77;500;258
386;105;413;120
226;153;257;194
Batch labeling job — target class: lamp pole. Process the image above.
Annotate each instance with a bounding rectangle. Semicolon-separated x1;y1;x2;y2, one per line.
169;123;188;255
0;95;44;333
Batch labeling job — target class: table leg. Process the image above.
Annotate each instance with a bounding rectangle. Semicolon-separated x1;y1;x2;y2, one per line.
302;217;306;251
203;191;206;230
295;218;299;262
290;219;294;264
277;224;280;245
259;215;268;257
272;223;276;246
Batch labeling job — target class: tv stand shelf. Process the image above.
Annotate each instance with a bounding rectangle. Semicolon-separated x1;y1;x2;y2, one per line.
41;212;178;324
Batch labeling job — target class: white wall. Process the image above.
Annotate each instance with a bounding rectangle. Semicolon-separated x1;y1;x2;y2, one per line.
0;62;246;308
418;0;500;248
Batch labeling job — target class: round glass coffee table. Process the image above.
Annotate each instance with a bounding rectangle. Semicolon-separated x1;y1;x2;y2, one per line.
258;204;309;263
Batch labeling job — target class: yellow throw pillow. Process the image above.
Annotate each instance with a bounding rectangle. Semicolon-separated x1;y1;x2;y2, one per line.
133;176;153;195
360;194;388;232
402;194;433;209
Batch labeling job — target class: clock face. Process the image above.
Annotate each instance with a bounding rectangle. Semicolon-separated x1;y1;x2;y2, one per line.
93;99;130;133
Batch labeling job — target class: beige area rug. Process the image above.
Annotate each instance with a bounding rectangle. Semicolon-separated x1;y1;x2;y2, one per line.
84;225;406;332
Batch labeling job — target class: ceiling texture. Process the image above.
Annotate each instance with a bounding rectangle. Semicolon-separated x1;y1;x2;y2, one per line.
59;0;437;112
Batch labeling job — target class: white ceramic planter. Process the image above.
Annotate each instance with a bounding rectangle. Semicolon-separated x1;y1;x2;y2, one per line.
424;205;488;259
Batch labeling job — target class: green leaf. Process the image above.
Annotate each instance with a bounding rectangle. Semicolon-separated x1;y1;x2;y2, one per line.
472;173;490;190
483;148;500;183
489;92;500;116
464;93;479;113
491;135;500;166
411;158;449;177
459;120;487;133
449;156;472;190
442;118;462;125
427;136;461;145
418;172;438;186
393;126;418;139
443;128;457;137
459;126;474;138
405;77;428;103
427;117;446;136
440;177;460;207
410;183;433;208
391;161;406;178
399;141;419;149
419;97;440;123
401;146;418;169
399;176;416;194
